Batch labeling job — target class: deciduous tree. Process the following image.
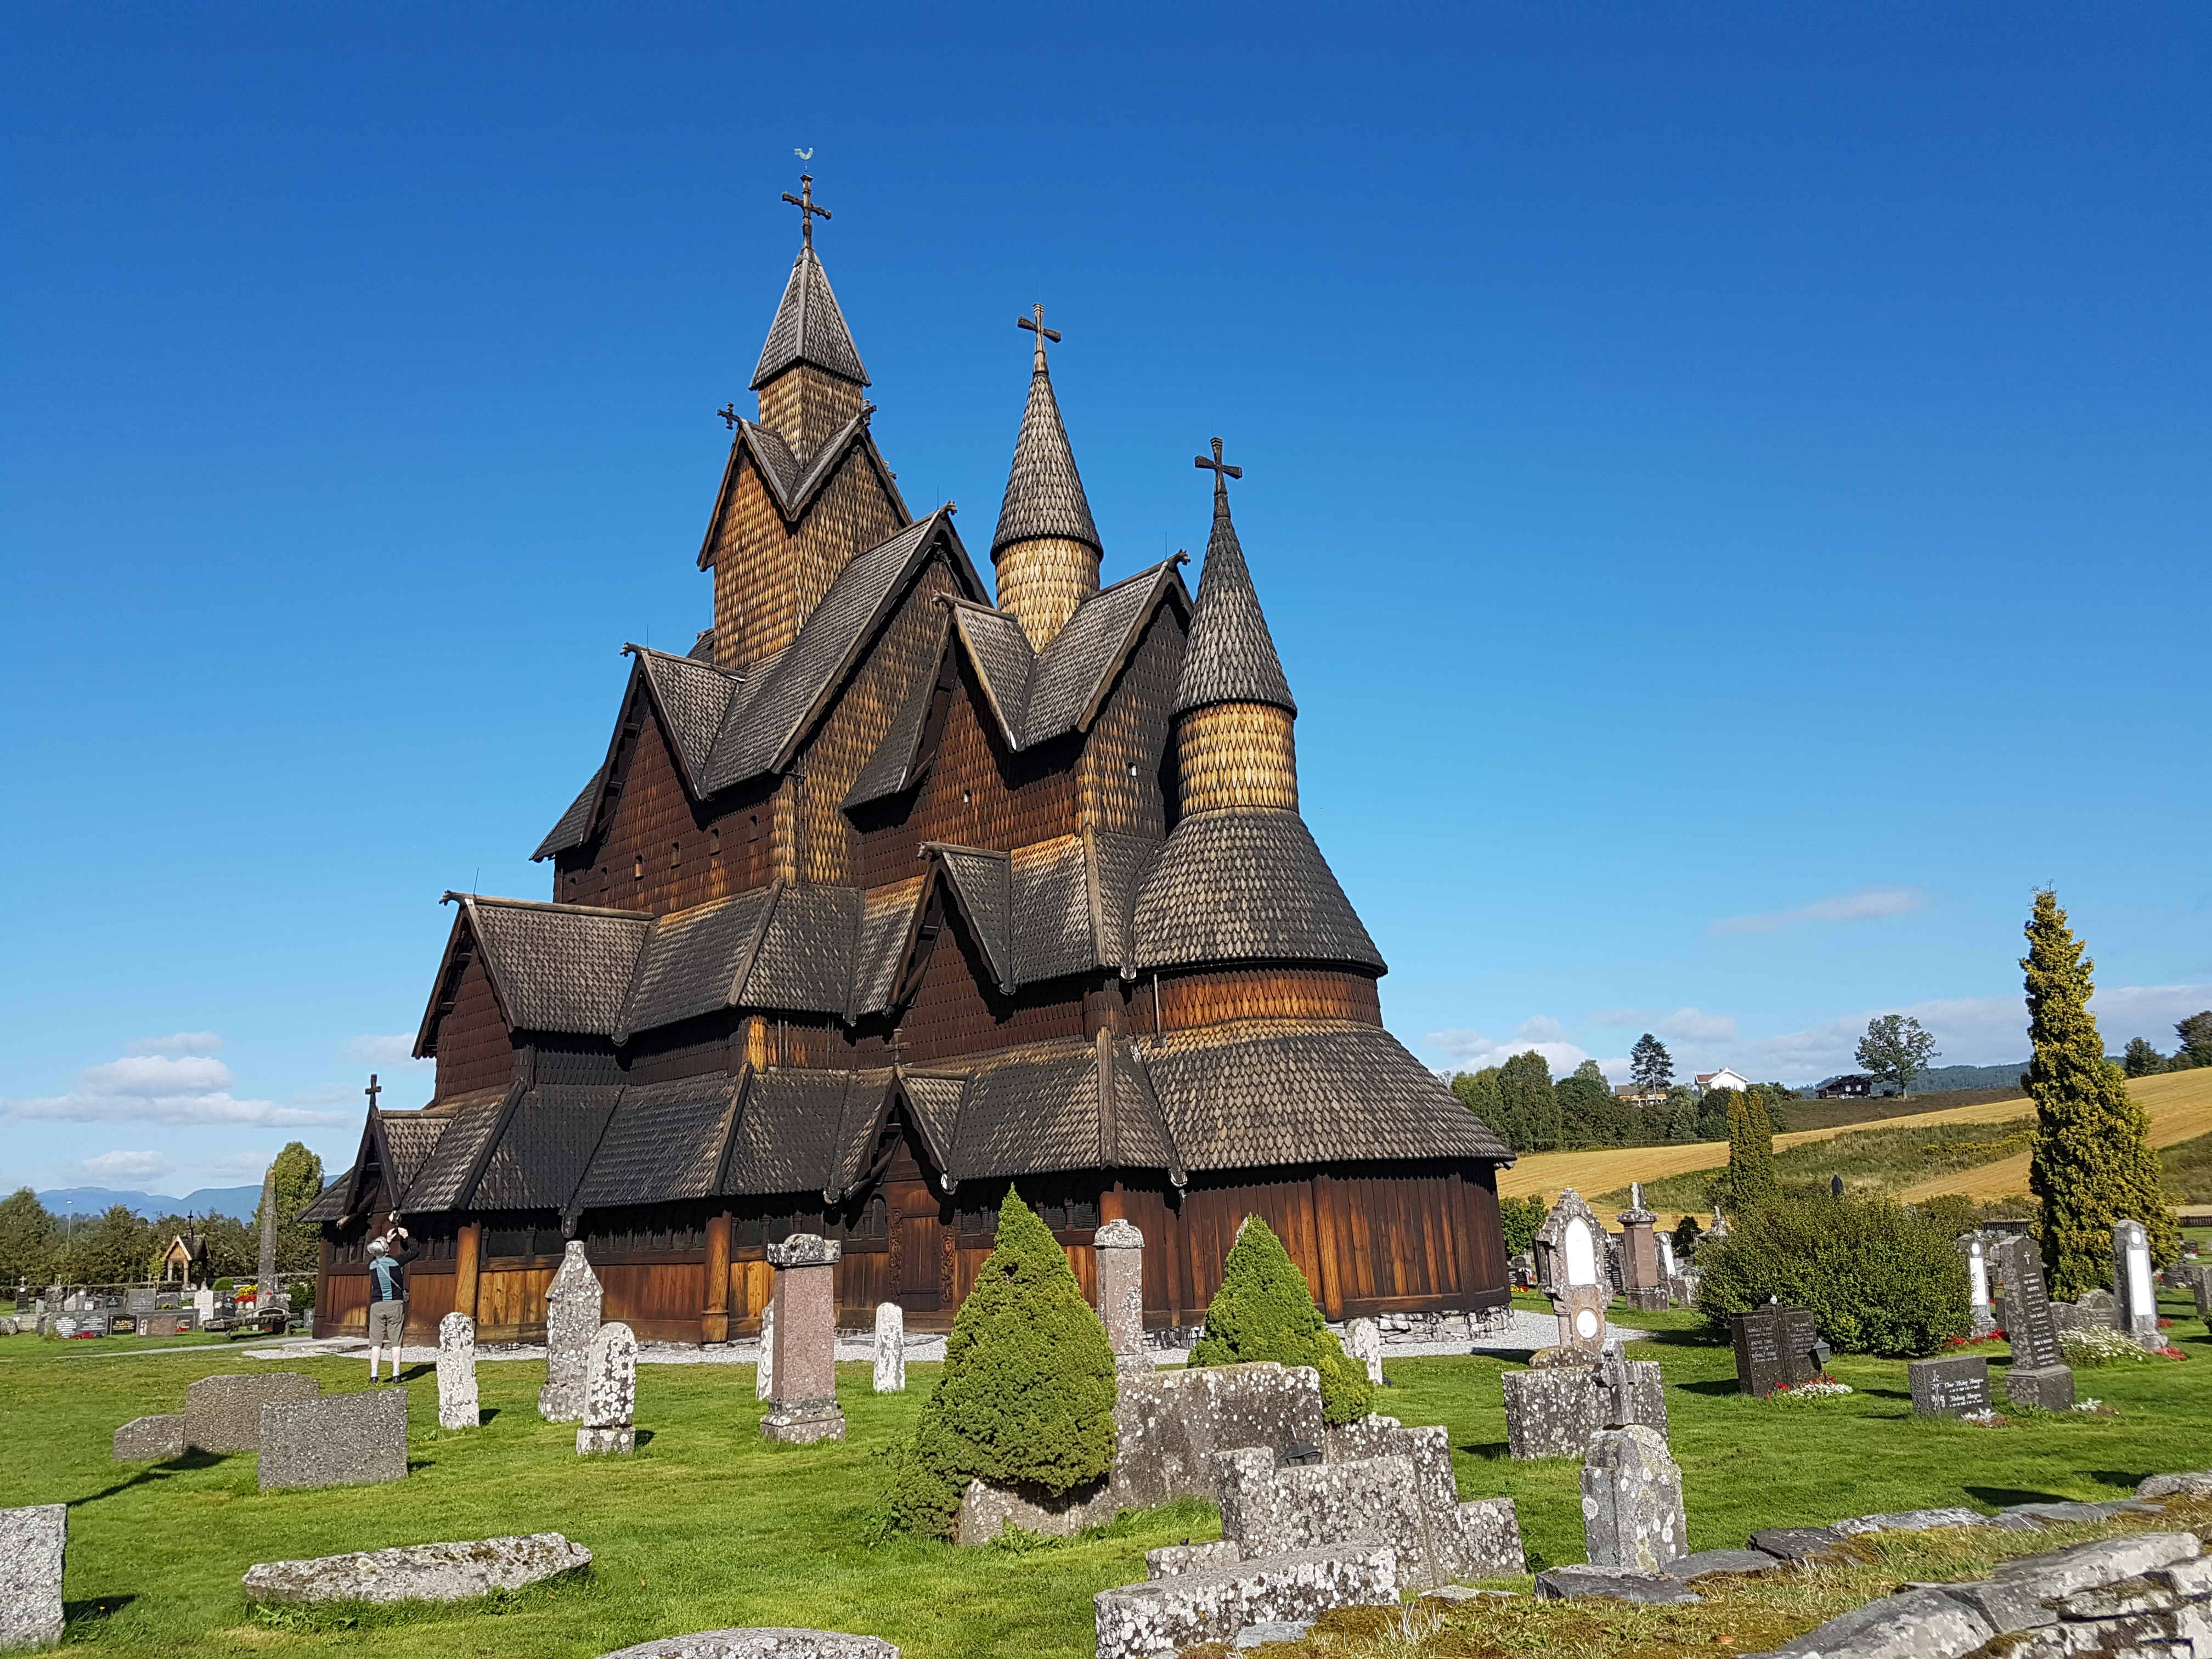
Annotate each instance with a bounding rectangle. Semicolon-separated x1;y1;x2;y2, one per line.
1857;1014;1940;1096
2176;1012;2212;1070
1498;1051;1562;1152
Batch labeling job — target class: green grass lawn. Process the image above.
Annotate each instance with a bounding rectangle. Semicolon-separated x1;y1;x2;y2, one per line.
5;1289;2212;1659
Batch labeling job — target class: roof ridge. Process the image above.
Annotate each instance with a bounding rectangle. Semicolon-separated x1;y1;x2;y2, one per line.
1170;484;1296;718
750;244;868;391
991;360;1099;557
443;892;654;919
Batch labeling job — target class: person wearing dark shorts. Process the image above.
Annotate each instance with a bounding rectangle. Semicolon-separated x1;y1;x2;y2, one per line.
364;1222;419;1382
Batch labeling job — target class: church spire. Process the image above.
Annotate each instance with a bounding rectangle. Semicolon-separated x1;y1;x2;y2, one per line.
750;173;869;459
1171;440;1300;817
991;303;1101;651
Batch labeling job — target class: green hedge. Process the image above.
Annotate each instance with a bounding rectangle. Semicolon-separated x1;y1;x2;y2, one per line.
1694;1194;1970;1357
1189;1215;1372;1425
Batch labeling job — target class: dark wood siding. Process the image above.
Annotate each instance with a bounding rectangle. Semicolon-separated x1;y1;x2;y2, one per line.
434;953;514;1098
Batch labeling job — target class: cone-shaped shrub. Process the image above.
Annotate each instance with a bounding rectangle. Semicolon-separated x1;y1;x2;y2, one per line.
1189;1214;1372;1425
1725;1088;1776;1209
887;1187;1118;1538
1694;1192;1969;1356
2024;889;2177;1297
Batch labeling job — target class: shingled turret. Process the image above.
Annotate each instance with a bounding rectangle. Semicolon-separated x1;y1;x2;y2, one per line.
1170;441;1299;815
991;305;1101;651
750;173;870;464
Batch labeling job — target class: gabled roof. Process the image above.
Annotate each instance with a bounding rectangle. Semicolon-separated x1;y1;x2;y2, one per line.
533;765;607;861
571;1073;744;1212
417;896;654;1052
693;409;910;572
399;1085;518;1214
472;1084;624;1222
1011;836;1096;985
990;352;1099;557
629;646;744;792
751;242;868;390
926;843;1015;994
1131;809;1384;974
1172;479;1295;718
842;614;952;809
615;887;780;1041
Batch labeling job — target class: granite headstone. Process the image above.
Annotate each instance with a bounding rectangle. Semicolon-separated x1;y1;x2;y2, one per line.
539;1241;603;1424
1994;1235;2074;1410
579;1321;637;1454
1908;1355;1991;1417
437;1311;479;1431
258;1389;409;1491
0;1504;65;1651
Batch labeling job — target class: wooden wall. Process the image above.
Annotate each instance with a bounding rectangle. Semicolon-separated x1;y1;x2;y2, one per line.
433;952;515;1097
1076;600;1183;838
1151;968;1383;1032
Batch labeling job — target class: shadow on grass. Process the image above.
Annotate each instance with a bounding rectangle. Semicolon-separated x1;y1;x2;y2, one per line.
1965;1485;2076;1506
2090;1470;2159;1492
70;1451;228;1505
1460;1441;1514;1462
1675;1379;1745;1397
63;1594;137;1627
1626;1327;1725;1348
479;1407;501;1425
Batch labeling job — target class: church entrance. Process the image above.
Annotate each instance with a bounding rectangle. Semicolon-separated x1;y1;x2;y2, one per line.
883;1133;948;1321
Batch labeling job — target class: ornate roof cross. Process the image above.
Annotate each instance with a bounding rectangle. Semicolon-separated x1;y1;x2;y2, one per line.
717;402;740;431
1194;435;1243;495
781;173;831;250
1017;302;1061;368
364;1074;382;1109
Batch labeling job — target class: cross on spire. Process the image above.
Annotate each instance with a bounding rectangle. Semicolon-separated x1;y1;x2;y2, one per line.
1194;436;1243;500
781;173;831;251
717;401;740;431
1017;302;1061;369
364;1074;382;1109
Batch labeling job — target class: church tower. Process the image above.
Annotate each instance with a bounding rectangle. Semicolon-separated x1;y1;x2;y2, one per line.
750;176;869;461
1170;439;1299;816
990;305;1101;651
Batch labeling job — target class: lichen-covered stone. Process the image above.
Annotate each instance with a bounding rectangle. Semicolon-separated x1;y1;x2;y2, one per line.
755;1300;775;1402
596;1632;898;1659
1094;1220;1146;1363
185;1372;319;1453
242;1533;591;1604
1533;1565;1700;1604
1094;1543;1398;1659
437;1312;478;1431
1218;1447;1433;1589
1831;1508;1995;1537
1663;1548;1783;1581
579;1322;636;1457
540;1243;603;1424
873;1302;904;1393
1502;1358;1666;1459
113;1413;187;1462
1582;1426;1686;1572
0;1504;65;1650
1993;1533;2201;1600
1343;1318;1384;1386
1749;1526;1852;1563
2136;1472;2212;1500
1759;1587;1995;1659
257;1390;408;1492
1147;1542;1244;1579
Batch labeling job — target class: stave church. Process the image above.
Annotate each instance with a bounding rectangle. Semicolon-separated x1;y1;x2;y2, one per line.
303;177;1514;1342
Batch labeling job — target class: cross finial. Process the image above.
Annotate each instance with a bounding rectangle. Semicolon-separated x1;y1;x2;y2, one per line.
1194;435;1243;501
717;401;740;431
365;1073;382;1110
781;172;831;251
1017;302;1062;370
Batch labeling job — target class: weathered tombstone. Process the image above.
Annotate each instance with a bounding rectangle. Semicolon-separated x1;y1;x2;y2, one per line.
2113;1218;2160;1346
539;1240;602;1424
1618;1186;1668;1312
1909;1355;1992;1417
872;1301;905;1393
244;1534;593;1606
1705;1206;1729;1242
1993;1235;2074;1410
579;1321;637;1455
596;1632;898;1659
437;1312;478;1431
1344;1317;1384;1386
258;1390;408;1491
113;1414;188;1461
256;1163;280;1310
754;1297;776;1401
0;1504;65;1650
1581;1425;1686;1571
760;1235;844;1443
186;1372;321;1452
1730;1310;1791;1398
1501;1347;1668;1458
1094;1218;1147;1367
1534;1190;1610;1356
194;1286;216;1325
1656;1232;1678;1285
2187;1263;2212;1318
1960;1234;1997;1338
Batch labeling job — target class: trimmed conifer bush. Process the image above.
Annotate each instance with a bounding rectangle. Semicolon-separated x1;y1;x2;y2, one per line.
1694;1192;1970;1356
1189;1214;1372;1425
2023;889;2178;1297
887;1187;1117;1539
1725;1088;1776;1209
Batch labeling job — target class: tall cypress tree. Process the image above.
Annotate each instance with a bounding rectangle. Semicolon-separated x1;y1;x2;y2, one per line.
1725;1089;1776;1209
2023;889;2176;1296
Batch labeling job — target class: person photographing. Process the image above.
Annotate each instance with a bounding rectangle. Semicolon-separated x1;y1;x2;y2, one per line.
364;1218;419;1383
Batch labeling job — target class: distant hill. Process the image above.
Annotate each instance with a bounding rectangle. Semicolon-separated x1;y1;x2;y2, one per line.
1890;1063;2030;1093
33;1185;262;1222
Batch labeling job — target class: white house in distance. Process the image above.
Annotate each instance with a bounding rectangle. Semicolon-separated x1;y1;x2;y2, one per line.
1694;1068;1753;1096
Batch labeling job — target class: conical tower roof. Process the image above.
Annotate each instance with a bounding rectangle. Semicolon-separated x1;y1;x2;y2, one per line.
990;344;1099;558
749;244;868;391
1172;474;1296;717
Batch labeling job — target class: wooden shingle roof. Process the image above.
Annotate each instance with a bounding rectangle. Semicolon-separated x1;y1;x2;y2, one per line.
751;242;868;390
990;354;1099;557
1131;809;1383;973
1172;482;1295;718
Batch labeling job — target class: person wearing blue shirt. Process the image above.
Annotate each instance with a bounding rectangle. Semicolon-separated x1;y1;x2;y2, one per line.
363;1223;419;1383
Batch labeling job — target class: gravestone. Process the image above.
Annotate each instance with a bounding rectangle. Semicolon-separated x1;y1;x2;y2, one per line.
437;1312;479;1431
539;1240;603;1424
1094;1219;1147;1367
2113;1219;2160;1346
256;1164;279;1308
755;1298;775;1401
0;1504;65;1651
1343;1318;1384;1386
1730;1307;1823;1397
1960;1234;1997;1338
194;1286;216;1325
1093;1543;1398;1659
186;1372;321;1452
2187;1264;2212;1318
1502;1348;1668;1459
1909;1355;1992;1417
579;1321;637;1454
1705;1207;1729;1242
1618;1185;1668;1312
761;1235;844;1443
1534;1189;1610;1356
1582;1425;1686;1572
113;1413;187;1461
597;1633;899;1659
872;1302;905;1393
1993;1235;2074;1410
244;1533;592;1605
258;1390;408;1491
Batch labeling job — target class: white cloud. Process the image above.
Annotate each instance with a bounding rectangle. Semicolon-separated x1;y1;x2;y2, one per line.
1588;1008;1652;1028
2;1050;349;1128
1656;1007;1739;1042
125;1031;223;1057
61;1149;177;1185
1517;1015;1570;1043
1423;1028;1594;1077
342;1035;428;1066
193;1149;280;1182
1709;885;1931;937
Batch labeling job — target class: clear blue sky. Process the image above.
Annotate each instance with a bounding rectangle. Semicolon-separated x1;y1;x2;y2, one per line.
3;4;2207;1198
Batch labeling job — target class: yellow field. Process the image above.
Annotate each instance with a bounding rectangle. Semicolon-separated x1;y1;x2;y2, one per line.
1499;1066;2212;1224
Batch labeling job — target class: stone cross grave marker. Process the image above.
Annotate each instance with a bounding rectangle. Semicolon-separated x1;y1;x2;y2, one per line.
1960;1234;1997;1338
579;1321;637;1454
1094;1218;1147;1366
2113;1218;2160;1346
437;1312;478;1431
761;1234;845;1443
539;1241;602;1424
1993;1234;2074;1410
1908;1355;1991;1417
755;1297;776;1401
1582;1425;1686;1572
873;1301;905;1392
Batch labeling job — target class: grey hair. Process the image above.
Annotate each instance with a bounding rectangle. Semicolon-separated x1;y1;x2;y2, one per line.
366;1237;390;1257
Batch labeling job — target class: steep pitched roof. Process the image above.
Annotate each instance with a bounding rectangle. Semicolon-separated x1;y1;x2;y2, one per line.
1172;481;1295;718
750;244;868;390
533;765;607;860
744;883;861;1013
615;887;778;1040
1131;809;1383;973
568;1074;743;1212
1011;836;1096;985
927;843;1015;993
447;895;656;1036
693;410;906;567
471;1084;624;1220
841;614;952;809
990;354;1099;556
399;1086;517;1214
